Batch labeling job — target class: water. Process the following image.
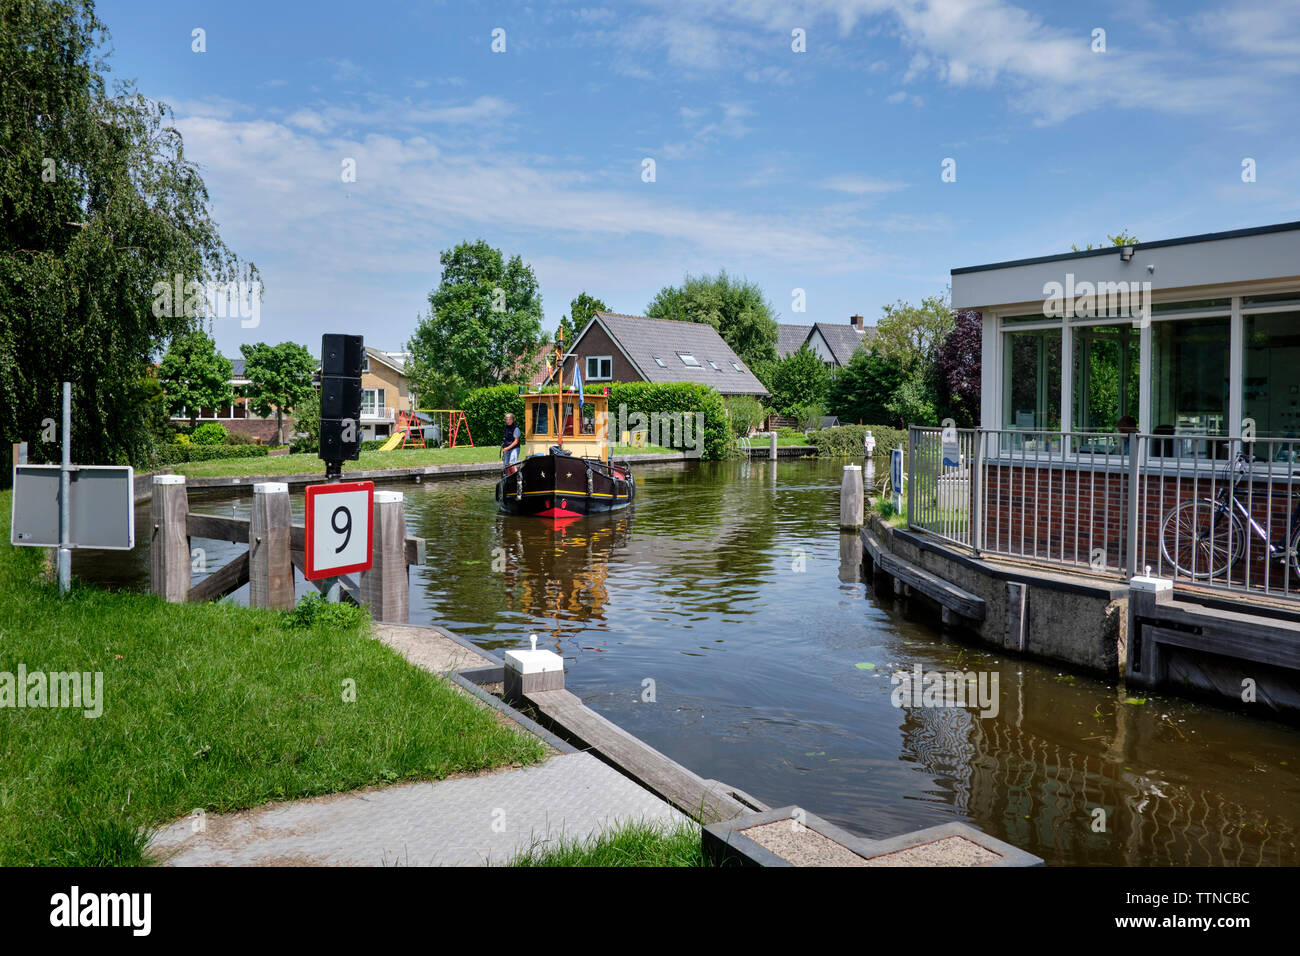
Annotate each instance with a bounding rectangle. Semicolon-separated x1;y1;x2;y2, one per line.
78;459;1300;865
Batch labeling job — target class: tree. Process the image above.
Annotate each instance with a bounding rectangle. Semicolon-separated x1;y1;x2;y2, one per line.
157;330;233;427
645;270;778;367
1071;230;1139;252
406;239;545;407
934;309;982;426
763;345;830;417
827;348;909;427
559;292;607;346
0;1;256;465
873;294;955;375
240;341;316;445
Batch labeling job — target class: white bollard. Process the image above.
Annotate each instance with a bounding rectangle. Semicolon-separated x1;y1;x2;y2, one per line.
840;463;864;529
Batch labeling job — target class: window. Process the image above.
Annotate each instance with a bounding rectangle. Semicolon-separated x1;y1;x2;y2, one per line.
1002;328;1061;433
707;359;720;371
532;401;549;436
678;353;700;367
731;361;742;371
562;401;577;436
1151;316;1229;453
586;355;613;380
1244;311;1300;440
653;356;667;368
361;388;385;417
581;408;596;435
362;355;370;373
1072;326;1140;434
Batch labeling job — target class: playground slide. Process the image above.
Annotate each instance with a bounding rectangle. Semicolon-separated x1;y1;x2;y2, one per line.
377;430;405;452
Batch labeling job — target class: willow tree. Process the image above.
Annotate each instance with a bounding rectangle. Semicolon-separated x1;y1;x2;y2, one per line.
0;0;256;465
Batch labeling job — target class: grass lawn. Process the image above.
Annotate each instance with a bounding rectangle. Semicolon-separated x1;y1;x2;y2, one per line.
509;819;708;866
0;491;546;865
172;444;679;479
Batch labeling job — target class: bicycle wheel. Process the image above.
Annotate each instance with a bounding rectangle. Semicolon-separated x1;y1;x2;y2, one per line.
1160;499;1243;580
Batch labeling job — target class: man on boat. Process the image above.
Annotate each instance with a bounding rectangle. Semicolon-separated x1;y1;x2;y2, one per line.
502;412;522;473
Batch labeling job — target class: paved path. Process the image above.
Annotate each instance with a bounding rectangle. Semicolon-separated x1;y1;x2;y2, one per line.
149;751;686;866
147;621;688;866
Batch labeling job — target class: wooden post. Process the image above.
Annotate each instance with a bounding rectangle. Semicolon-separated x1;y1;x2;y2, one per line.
769;431;777;461
150;474;190;602
250;482;294;609
360;490;409;622
840;464;864;529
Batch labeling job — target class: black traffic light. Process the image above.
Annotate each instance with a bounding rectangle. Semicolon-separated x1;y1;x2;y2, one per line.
320;333;363;465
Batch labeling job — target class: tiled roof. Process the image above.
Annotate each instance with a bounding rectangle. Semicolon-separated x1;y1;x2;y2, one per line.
584;312;768;396
777;323;814;358
812;323;874;366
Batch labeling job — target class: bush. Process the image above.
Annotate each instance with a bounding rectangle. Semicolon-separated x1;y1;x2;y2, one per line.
724;394;767;437
223;429;258;445
190;422;227;445
173;432;191;445
462;381;731;459
807;423;908;464
155;444;270;465
290;393;321;454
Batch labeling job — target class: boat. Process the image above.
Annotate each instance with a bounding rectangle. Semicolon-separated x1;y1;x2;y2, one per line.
495;337;635;518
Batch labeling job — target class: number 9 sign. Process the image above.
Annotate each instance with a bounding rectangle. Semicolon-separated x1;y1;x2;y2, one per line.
305;481;374;580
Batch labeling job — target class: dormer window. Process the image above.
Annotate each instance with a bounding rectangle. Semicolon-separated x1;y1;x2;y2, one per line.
678;353;700;367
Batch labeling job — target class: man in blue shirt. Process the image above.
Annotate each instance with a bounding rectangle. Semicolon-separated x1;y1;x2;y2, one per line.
502;412;522;470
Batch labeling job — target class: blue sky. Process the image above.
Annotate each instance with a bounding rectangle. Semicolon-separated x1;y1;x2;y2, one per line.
96;0;1300;357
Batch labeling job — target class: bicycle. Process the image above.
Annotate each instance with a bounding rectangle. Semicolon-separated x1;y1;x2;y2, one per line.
1159;451;1300;580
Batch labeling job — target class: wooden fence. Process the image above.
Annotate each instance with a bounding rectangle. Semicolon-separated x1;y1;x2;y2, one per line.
149;474;424;621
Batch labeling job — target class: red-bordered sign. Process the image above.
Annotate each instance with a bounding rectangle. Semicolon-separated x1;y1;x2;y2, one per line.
304;481;374;580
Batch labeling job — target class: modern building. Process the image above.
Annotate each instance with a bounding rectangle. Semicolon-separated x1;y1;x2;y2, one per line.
776;315;874;367
953;221;1300;445
559;311;768;397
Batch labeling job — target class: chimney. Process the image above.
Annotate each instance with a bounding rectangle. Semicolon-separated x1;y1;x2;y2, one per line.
850;314;864;330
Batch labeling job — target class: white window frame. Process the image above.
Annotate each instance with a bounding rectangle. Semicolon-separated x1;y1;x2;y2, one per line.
585;355;613;381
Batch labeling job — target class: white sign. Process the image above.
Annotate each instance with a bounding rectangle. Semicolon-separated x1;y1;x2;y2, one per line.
304;481;374;580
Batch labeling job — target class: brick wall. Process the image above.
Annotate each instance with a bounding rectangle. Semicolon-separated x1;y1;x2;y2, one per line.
977;462;1300;588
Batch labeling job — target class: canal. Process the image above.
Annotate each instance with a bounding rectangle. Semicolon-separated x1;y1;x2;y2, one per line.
78;458;1300;865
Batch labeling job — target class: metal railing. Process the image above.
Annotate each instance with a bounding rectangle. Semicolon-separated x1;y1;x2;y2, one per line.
906;426;1300;603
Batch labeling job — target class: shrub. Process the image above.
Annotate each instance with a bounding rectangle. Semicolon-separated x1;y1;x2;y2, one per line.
807;423;908;465
290;393;321;453
173;432;191;445
223;429;258;445
190;422;227;445
461;385;523;450
724;394;767;437
155;444;270;464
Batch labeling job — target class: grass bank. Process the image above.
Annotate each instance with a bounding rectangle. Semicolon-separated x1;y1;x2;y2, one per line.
0;491;546;865
508;819;707;866
172;444;677;479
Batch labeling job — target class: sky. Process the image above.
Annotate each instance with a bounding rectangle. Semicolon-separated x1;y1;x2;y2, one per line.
94;0;1300;358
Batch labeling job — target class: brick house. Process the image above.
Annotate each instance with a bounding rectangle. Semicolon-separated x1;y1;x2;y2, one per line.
777;315;875;367
554;311;768;397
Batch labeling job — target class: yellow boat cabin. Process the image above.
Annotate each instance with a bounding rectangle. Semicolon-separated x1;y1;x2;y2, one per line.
521;390;611;460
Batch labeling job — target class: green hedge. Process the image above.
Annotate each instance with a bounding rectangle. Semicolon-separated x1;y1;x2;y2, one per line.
807;424;908;466
462;381;730;460
156;444;271;465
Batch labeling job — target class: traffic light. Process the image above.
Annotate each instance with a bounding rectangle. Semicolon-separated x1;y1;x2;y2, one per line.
320;333;363;465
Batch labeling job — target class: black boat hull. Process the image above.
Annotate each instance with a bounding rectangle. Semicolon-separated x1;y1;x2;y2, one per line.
495;453;634;517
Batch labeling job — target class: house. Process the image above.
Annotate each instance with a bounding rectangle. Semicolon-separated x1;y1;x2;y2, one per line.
355;347;417;440
777;315;874;367
557;311;768;397
176;346;418;443
946;218;1300;592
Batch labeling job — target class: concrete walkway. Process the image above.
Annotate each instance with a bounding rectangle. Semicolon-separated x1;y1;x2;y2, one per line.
150;751;685;866
147;621;688;866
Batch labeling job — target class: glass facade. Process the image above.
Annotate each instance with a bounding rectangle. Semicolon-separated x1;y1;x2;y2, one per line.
1072;325;1140;433
1244;311;1300;439
1003;328;1061;431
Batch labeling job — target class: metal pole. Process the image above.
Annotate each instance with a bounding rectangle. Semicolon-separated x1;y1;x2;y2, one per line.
324;458;341;603
58;382;71;595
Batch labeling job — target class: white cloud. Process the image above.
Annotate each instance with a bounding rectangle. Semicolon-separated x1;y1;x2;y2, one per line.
821;175;908;195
